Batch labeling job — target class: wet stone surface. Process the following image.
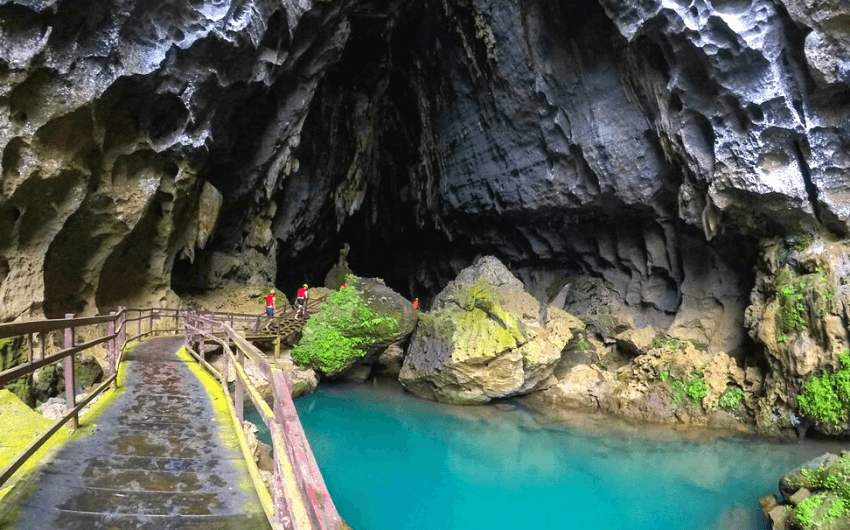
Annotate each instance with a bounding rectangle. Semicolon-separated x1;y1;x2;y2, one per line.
5;338;270;529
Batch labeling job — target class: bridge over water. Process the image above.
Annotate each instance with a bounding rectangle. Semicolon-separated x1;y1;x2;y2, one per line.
0;305;345;530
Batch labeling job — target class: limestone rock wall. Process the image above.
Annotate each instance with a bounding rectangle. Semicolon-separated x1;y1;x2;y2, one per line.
0;0;849;422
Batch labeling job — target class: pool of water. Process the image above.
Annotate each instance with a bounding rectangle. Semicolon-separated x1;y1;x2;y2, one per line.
247;381;845;530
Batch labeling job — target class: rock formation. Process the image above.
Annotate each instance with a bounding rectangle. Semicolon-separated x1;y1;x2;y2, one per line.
399;256;584;404
0;0;849;433
292;277;417;376
762;451;850;530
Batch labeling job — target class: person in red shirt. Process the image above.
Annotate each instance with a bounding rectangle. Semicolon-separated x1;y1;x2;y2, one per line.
265;289;275;317
295;284;309;318
412;298;419;310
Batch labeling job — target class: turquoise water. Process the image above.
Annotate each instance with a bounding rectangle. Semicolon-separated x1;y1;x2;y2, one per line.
248;382;845;530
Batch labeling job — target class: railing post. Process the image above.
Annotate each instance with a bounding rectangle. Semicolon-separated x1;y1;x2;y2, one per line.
235;347;244;422
118;306;127;351
199;317;205;358
64;314;78;430
149;310;154;336
40;332;45;360
27;333;33;364
175;310;179;334
108;312;117;376
137;309;141;339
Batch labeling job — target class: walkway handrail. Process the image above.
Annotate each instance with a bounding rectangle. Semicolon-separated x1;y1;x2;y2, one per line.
183;310;342;530
0;306;183;490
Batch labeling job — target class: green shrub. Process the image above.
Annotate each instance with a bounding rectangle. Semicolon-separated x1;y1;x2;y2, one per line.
291;285;398;374
718;387;744;411
659;369;669;383
797;350;850;428
577;339;589;351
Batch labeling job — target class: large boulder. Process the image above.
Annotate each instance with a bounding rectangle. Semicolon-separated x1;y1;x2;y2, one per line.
399;256;584;404
292;277;417;376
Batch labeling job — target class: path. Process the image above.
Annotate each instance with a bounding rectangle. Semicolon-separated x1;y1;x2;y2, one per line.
2;337;270;530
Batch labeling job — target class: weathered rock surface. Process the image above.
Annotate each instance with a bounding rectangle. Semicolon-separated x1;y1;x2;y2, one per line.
744;237;850;435
524;330;756;430
399;256;584;404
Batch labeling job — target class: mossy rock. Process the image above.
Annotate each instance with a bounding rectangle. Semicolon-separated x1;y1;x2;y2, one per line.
292;276;417;375
0;389;53;468
780;452;850;530
401;257;582;404
0;338;32;405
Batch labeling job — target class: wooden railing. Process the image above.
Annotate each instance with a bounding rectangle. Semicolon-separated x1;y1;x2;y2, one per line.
0;307;183;489
183;310;343;530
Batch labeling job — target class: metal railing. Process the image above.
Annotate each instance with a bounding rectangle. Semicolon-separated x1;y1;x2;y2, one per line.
183;310;342;530
0;307;183;488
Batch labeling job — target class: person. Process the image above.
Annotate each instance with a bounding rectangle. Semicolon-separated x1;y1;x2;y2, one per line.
412;298;419;310
265;289;275;317
295;284;309;318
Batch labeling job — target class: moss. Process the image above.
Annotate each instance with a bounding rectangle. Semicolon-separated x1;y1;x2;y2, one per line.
775;266;834;341
0;338;31;405
519;341;544;365
650;334;685;351
0;351;128;504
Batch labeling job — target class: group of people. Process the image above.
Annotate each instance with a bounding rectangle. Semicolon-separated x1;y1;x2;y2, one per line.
263;284;421;319
264;284;310;318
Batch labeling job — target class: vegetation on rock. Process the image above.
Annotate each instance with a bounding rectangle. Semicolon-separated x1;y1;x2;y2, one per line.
796;351;850;428
0;338;31;405
783;451;850;529
718;387;744;412
659;366;709;410
775;266;834;343
292;279;399;374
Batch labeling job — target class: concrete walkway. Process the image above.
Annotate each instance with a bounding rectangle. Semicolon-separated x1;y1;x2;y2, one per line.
2;337;270;530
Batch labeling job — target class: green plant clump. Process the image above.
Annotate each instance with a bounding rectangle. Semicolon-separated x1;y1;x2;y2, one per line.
663;369;708;409
685;373;709;404
792;234;813;252
291;284;398;374
650;334;685;351
718;387;744;411
777;272;808;335
797;350;850;428
775;265;835;342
